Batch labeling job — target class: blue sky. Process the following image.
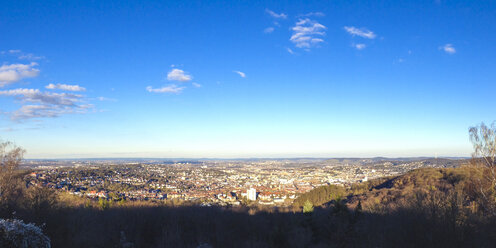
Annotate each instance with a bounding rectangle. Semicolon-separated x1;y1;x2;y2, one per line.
0;0;495;158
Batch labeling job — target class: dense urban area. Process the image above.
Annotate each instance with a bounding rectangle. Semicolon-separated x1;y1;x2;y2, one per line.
23;157;466;207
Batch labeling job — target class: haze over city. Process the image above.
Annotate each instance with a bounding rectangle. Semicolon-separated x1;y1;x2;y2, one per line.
1;1;495;158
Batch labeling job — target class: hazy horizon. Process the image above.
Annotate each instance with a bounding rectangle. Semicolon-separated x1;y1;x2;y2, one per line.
23;154;470;160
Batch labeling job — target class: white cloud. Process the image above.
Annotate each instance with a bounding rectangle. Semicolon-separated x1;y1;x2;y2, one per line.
344;26;376;39
440;44;456;54
233;71;246;78
354;43;366;50
265;9;287;19
0;88;39;96
97;96;117;101
167;68;192;82
148;68;194;94
2;50;44;60
0;59;99;120
18;53;44;60
300;12;325;17
10;103;93;120
46;83;86;92
0;88;92;120
11;105;63;120
290;18;327;49
192;83;202;88
0;62;40;86
0;88;83;106
146;85;185;94
264;27;275;33
287;48;295;54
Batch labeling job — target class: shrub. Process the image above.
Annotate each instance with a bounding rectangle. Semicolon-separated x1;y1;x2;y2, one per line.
0;218;51;248
303;200;314;213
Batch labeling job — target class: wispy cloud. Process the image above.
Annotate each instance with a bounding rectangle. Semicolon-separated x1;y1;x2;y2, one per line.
0;88;93;120
148;68;195;94
0;62;40;86
440;44;456;54
146;85;185;94
97;96;117;101
233;71;246;78
2;50;44;60
10;104;89;120
18;53;44;60
344;26;376;39
265;9;287;19
46;83;86;92
0;88;83;106
264;27;275;33
0;127;16;132
192;83;202;88
290;18;326;49
167;69;192;82
287;48;295;54
354;43;366;50
300;12;325;17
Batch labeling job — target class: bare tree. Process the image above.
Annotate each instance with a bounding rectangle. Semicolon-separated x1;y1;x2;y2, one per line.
469;122;496;213
0;141;25;207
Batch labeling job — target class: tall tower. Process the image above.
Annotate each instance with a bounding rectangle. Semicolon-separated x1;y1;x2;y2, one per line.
247;188;257;201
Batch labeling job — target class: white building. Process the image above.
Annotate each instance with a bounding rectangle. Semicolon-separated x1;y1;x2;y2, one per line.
247;188;257;201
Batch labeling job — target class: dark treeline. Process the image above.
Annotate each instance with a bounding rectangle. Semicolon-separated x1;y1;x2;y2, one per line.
2;188;496;248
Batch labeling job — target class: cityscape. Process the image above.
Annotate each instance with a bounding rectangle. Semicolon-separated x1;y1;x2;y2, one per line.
24;158;465;206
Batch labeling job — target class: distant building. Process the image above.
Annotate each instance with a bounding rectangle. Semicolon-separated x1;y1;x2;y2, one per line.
247;188;257;201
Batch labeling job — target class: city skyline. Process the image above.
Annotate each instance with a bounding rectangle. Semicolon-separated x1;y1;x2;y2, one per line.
1;1;495;158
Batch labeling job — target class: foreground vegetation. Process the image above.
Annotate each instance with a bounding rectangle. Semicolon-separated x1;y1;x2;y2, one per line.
2;166;496;248
1;122;496;247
